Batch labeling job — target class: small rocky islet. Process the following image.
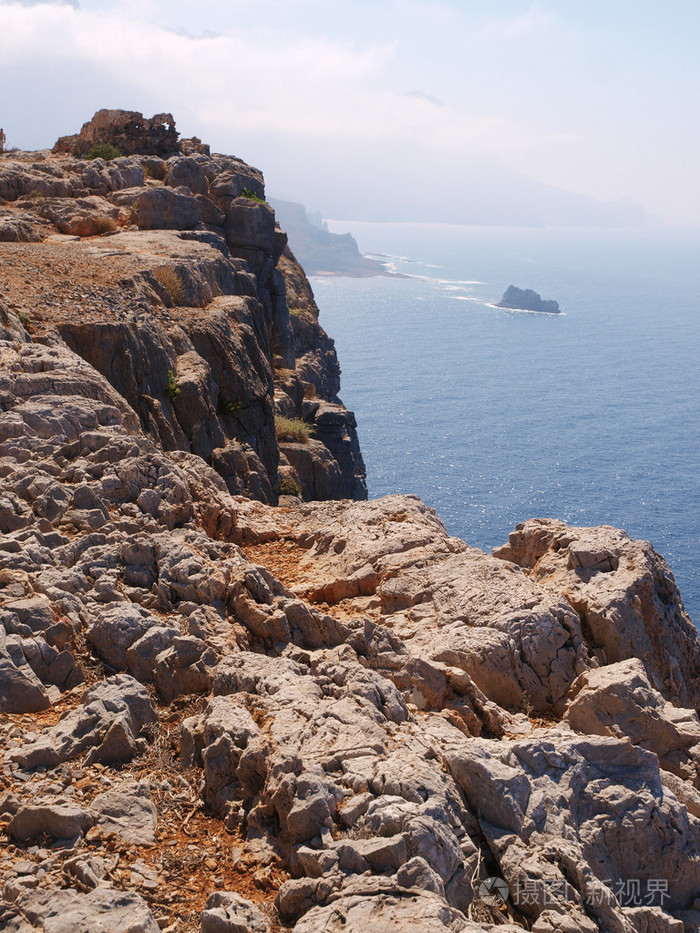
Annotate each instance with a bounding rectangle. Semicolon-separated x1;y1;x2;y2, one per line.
0;110;699;933
497;285;561;314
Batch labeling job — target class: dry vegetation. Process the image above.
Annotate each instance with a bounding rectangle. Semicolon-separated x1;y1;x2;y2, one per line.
274;416;311;443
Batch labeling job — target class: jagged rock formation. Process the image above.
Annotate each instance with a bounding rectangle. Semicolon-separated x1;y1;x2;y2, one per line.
496;286;560;314
1;114;700;933
53;108;206;159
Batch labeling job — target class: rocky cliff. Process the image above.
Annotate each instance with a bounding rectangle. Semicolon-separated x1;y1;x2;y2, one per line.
1;112;700;933
0;109;366;505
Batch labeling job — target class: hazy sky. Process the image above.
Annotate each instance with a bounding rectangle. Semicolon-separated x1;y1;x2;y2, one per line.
1;0;698;224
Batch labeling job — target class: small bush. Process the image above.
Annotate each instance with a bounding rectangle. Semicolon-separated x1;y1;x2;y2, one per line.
84;143;123;161
221;400;240;416
166;369;180;402
241;186;266;204
275;415;312;443
87;215;118;235
279;477;301;496
153;265;185;305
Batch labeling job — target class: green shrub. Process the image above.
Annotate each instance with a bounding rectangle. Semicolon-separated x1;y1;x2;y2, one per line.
279;477;301;496
240;187;266;204
222;400;240;416
84;143;123;161
166;369;180;402
275;415;311;442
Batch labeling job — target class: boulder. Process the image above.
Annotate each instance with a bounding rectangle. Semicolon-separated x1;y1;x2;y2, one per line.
200;892;270;933
443;727;700;922
7;674;156;769
154;635;218;702
0;626;51;713
89;781;158;845
112;186;201;230
9;801;93;841
31;195;120;237
180;696;259;813
164;156;208;195
86;604;159;669
565;658;700;781
9;887;160;933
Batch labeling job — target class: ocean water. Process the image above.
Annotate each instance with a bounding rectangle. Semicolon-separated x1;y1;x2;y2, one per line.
312;223;700;624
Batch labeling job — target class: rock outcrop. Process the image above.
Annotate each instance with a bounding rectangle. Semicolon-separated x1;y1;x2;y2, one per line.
0;110;366;504
0;113;698;933
496;285;560;313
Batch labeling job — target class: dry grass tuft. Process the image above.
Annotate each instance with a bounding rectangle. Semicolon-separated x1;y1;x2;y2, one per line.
153;265;185;305
92;215;118;234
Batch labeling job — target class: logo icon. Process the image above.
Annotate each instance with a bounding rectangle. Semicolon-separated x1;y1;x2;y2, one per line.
479;877;510;906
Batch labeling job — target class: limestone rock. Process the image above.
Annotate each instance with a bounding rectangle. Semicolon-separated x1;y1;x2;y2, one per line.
565;658;700;782
89;781;158;845
7;674;156;769
86;603;160;669
31;196;120;237
2;115;700;933
112;185;201;230
292;883;486;932
154;635;218;702
8;887;160;933
181;696;259;813
9;801;93;841
0;626;51;713
0;210;44;242
241;496;588;714
443;727;700;923
397;856;446;896
494;518;700;708
278;438;342;501
53;108;180;158
200;892;270;933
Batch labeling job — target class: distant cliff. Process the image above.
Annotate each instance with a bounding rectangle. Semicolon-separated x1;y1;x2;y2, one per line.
269;197;388;276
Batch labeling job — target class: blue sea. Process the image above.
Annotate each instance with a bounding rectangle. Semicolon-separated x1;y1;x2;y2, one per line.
312;223;700;624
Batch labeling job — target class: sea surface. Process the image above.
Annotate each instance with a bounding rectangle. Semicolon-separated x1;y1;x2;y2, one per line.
312;223;700;624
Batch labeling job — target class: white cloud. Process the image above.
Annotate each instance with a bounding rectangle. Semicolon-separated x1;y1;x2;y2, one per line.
0;0;697;223
0;1;542;156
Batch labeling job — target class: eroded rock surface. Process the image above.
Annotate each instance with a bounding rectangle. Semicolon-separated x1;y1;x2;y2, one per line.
494;518;700;708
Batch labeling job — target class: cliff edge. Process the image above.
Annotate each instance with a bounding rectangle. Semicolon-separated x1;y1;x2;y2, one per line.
1;112;699;933
0;109;366;505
